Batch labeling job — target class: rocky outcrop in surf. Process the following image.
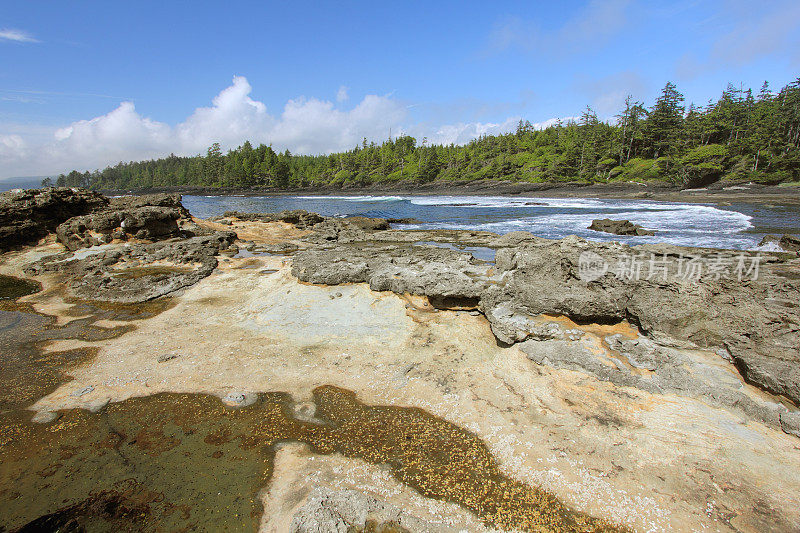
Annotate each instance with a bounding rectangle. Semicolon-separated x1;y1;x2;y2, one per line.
760;233;800;253
588;218;655;236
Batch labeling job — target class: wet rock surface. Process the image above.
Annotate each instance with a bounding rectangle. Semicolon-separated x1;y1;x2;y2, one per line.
588;218;656;236
0;274;41;300
0;386;617;533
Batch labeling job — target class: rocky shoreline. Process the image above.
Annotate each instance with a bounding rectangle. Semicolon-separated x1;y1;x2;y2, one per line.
1;187;800;532
96;179;800;206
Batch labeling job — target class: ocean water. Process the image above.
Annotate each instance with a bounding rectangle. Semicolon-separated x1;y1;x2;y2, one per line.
182;194;800;251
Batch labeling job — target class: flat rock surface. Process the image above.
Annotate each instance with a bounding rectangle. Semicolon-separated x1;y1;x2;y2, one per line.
14;253;800;532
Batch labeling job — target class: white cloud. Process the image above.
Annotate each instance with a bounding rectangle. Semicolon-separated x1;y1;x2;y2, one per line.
0;135;27;159
426;117;520;145
421;116;567;146
336;85;349;102
0;76;410;177
0;28;39;43
0;76;563;178
174;76;270;151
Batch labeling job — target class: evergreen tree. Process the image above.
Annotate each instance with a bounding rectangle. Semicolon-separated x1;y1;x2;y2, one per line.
644;82;685;161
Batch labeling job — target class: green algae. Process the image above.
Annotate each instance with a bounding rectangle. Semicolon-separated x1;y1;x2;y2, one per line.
0;388;623;533
0;275;40;300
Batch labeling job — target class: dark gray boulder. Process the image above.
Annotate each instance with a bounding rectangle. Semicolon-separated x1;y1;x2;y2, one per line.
223;209;325;229
759;234;800;253
780;234;800;253
760;234;780;247
588;218;655;236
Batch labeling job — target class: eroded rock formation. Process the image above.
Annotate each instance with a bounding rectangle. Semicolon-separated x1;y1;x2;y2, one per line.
0;187;108;250
8;189;235;302
760;233;800;253
25;231;237;302
291;219;800;417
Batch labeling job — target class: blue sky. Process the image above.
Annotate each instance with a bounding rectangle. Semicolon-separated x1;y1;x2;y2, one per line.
1;0;799;178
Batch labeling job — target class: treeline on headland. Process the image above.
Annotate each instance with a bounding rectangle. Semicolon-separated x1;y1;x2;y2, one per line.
50;78;800;191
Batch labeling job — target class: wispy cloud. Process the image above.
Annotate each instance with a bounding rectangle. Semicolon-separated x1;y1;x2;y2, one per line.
0;89;132;100
675;0;800;79
484;0;632;57
0;28;40;43
710;1;800;66
0;95;45;104
573;70;649;117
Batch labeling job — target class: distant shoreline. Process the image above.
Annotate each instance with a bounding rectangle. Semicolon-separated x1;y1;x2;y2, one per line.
99;179;800;206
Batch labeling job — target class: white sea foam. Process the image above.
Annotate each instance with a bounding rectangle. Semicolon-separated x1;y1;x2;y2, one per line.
755;241;788;253
401;199;758;249
295;195;404;202
405;196;627;208
184;194;771;250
